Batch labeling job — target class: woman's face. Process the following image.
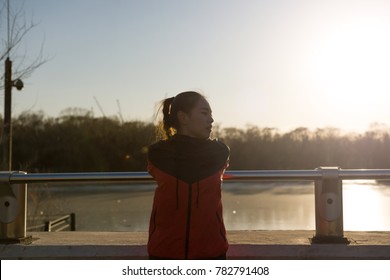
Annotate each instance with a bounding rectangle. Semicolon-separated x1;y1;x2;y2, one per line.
178;98;214;139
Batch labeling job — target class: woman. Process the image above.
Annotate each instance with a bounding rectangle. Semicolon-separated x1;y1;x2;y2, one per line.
147;91;230;259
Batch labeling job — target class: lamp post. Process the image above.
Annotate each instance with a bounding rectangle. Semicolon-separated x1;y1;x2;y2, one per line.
1;57;24;171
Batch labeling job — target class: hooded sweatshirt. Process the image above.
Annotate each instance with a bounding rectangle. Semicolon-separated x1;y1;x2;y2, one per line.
147;134;230;259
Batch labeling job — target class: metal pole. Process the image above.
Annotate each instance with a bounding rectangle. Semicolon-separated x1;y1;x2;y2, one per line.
0;171;29;243
312;167;349;244
2;57;12;171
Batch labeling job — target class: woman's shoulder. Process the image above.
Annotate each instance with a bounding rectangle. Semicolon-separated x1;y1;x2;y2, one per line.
208;138;230;155
209;138;229;148
148;138;176;155
148;139;168;152
148;136;229;154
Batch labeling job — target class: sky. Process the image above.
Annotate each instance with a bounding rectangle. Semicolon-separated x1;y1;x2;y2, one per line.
2;0;390;133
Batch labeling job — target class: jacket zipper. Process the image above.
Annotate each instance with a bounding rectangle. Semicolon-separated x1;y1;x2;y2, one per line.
185;183;192;259
176;178;179;209
196;182;200;208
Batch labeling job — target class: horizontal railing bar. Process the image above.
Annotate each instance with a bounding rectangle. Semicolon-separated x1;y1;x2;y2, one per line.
26;224;46;231
226;169;390;180
48;214;72;225
224;170;321;180
6;169;390;184
8;172;152;184
53;225;69;232
338;169;390;180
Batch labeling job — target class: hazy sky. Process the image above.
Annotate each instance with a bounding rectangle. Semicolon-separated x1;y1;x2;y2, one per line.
3;0;390;132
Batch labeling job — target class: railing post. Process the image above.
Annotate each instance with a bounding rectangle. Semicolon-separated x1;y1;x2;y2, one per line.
0;171;31;243
70;213;76;231
312;167;349;244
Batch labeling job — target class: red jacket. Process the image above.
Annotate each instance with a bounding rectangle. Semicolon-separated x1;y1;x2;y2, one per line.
147;134;230;259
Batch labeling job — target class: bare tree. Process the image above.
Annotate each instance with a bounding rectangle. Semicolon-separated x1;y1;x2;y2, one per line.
0;0;48;170
0;0;47;89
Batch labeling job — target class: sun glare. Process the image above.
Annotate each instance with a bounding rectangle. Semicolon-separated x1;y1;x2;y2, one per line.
309;19;390;114
343;182;387;231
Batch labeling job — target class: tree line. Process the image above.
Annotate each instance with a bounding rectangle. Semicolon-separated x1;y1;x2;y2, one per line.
2;109;390;173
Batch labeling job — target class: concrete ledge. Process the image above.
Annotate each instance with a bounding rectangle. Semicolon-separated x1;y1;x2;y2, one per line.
1;231;390;259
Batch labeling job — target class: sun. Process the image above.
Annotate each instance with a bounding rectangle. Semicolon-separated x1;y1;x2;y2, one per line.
308;18;390;116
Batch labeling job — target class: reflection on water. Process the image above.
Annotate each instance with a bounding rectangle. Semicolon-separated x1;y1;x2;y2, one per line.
27;181;390;231
222;182;315;230
343;180;390;231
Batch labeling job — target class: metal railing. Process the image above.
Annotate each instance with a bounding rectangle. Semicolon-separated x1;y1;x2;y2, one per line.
45;213;76;232
1;167;390;244
27;213;76;232
5;168;390;183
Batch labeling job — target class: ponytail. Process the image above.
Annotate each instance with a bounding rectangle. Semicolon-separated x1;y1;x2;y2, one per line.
162;97;176;138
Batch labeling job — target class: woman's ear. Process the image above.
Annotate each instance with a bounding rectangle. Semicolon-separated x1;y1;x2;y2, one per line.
177;110;189;126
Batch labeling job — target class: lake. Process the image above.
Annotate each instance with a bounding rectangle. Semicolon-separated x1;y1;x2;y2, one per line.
27;180;390;231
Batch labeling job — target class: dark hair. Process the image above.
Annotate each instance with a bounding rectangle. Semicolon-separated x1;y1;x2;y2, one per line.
157;91;205;139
